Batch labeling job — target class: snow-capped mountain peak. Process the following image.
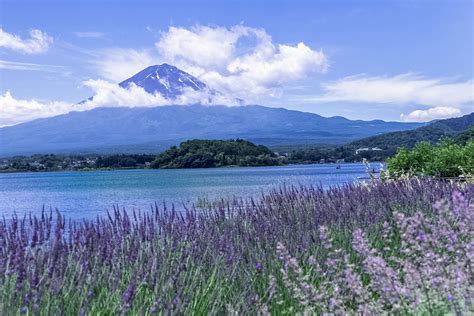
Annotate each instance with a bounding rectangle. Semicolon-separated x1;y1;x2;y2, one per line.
118;63;208;99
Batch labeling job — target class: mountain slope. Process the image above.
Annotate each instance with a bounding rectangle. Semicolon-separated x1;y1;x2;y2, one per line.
0;105;422;156
348;112;474;155
119;64;208;99
453;126;474;145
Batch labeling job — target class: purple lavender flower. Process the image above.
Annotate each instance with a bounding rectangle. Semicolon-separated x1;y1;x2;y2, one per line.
0;177;470;314
226;255;233;265
121;280;137;309
448;293;453;302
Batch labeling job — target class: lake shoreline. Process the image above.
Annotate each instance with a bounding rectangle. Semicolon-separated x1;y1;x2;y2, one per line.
0;161;365;174
0;163;374;219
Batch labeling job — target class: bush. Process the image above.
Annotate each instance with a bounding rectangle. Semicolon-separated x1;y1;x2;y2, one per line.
387;140;474;177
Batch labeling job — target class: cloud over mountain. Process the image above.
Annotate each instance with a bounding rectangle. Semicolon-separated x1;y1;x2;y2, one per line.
94;24;328;102
0;64;239;127
0;91;72;127
157;25;329;100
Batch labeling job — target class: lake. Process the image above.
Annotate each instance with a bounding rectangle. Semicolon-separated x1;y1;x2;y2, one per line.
0;163;377;220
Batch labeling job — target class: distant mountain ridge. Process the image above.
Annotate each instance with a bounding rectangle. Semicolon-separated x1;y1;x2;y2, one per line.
348;112;474;154
0;105;422;156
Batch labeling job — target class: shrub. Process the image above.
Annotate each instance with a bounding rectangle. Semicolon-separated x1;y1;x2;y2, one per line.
386;139;474;177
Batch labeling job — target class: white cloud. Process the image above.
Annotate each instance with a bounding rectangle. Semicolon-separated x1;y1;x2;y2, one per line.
0;79;241;127
156;25;249;71
0;84;173;127
312;74;474;107
400;106;462;122
202;41;328;99
82;79;240;107
0;28;53;54
156;25;328;101
299;74;473;121
0;59;64;72
95;24;328;101
0;91;73;126
82;79;169;106
94;48;155;82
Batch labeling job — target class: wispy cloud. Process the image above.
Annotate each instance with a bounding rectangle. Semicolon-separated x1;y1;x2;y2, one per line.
0;28;53;54
73;31;106;39
309;74;473;107
297;73;473;121
0;59;65;72
94;48;155;82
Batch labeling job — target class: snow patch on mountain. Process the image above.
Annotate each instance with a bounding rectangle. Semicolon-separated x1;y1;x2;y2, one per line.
118;63;209;99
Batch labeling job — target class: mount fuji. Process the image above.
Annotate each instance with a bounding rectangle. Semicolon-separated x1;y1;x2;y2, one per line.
119;63;209;99
81;63;218;104
0;64;424;156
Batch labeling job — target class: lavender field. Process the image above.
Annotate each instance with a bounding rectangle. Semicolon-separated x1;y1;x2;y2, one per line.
0;178;472;315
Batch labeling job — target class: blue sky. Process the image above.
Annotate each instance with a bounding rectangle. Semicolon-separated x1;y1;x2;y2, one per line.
0;0;473;126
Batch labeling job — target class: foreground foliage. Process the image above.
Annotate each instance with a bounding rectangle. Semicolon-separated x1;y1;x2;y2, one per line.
387;140;474;178
0;179;472;314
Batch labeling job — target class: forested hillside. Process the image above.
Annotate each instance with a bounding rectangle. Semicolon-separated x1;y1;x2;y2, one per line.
453;126;474;145
348;112;474;155
151;139;284;169
283;113;474;163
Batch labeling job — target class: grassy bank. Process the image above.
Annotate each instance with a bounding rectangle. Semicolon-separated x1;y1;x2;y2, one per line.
0;178;472;314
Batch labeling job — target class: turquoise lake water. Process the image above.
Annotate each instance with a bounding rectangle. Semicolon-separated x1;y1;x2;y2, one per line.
0;163;376;219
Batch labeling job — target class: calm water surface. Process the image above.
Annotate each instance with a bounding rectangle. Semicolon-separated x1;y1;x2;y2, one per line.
0;163;375;219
